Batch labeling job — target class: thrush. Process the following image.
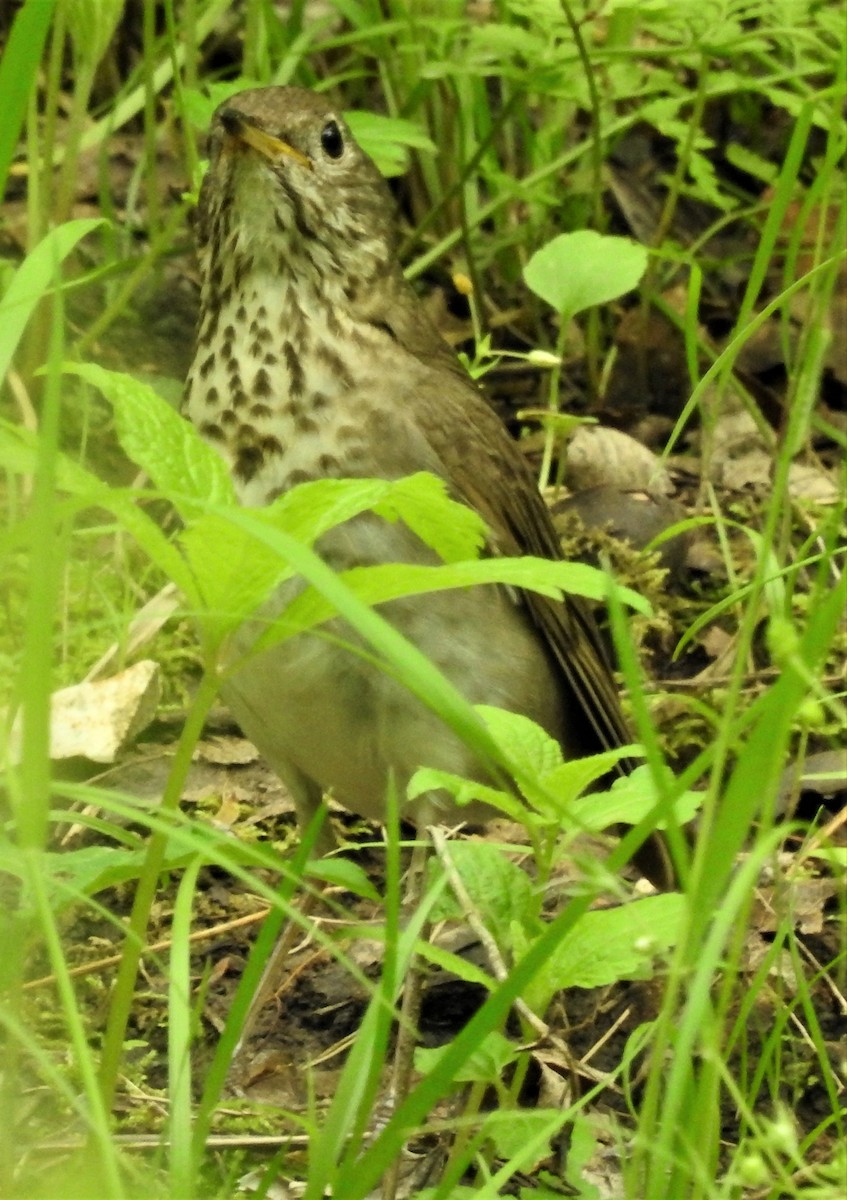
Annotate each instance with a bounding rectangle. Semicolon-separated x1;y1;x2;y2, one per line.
184;86;673;888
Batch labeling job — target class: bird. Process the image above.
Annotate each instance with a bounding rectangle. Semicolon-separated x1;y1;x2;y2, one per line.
183;85;673;890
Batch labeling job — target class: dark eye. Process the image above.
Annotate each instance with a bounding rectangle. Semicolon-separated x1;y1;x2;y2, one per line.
320;120;344;159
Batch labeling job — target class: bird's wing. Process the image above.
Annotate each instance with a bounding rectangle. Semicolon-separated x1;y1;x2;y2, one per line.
414;371;676;888
415;370;632;753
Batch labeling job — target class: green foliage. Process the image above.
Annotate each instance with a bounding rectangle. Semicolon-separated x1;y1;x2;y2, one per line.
0;841;194;911
428;837;685;1004
0;0;56;201
523;231;648;320
64;0;123;70
411;704;701;853
1;2;843;1198
0;221;105;383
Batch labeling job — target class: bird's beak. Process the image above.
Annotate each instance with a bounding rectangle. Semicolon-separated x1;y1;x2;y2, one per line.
218;108;312;171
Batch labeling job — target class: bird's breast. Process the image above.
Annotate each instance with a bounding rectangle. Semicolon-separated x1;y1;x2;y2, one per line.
184;278;393;505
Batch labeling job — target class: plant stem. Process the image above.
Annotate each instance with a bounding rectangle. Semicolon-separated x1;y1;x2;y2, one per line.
96;662;221;1113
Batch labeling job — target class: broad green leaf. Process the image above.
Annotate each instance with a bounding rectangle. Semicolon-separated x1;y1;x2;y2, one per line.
428;841;538;947
409;717;645;833
417;941;496;992
806;847;847;868
304;856;381;902
477;705;563;779
94;491;195;602
371;472;486;563
262;556;649;653
181;474;486;640
195;502;507;783
265;473;483;562
524;894;685;1014
182;479;395;635
0;842;194;911
407;766;521;820
480;1107;566;1165
523;231;648;319
538;747;641;821
181;80;265;131
0;219;104;382
410;730;643;832
573;766;703;831
268;477;398;544
415;1031;519;1084
563;1113;603;1200
346;110;436;177
64;363;236;512
468;21;546;63
179;512;294;638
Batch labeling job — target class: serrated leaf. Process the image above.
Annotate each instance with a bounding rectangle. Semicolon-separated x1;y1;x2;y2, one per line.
267;472;484;562
524;894;685;1013
523;231;648;319
428;841;538;947
407;766;521;821
481;1108;565;1166
0;842;194;911
538;747;639;821
407;766;501;806
477;705;563;779
179;512;293;638
263;555;649;654
573;766;704;831
468;22;546;62
268;476;396;544
416;1030;519;1084
64;363;235;512
194;504;509;777
185;480;388;631
182;474;487;641
372;472;486;563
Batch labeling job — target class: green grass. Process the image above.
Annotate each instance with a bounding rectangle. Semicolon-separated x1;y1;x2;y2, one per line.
1;1;845;1197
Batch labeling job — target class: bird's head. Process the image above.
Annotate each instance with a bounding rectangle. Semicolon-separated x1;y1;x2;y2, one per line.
197;86;398;296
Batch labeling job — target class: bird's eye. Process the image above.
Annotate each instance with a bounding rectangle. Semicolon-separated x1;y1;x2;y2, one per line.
320;120;344;160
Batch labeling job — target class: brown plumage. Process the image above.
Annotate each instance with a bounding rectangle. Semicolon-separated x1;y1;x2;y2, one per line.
185;86;673;888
